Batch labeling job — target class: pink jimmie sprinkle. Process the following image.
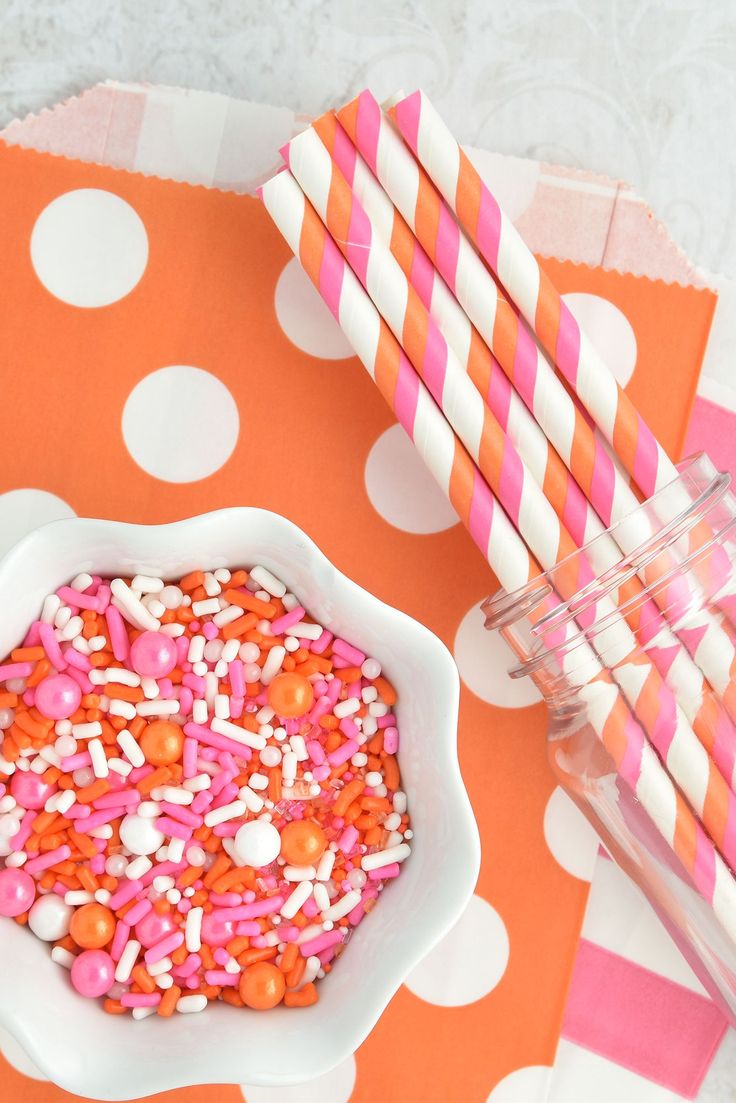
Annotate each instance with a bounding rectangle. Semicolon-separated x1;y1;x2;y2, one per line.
269;606;305;634
383;726;399;753
121;993;161;1008
368;862;401;880
109;879;144;910
204;970;239;986
105;604;129;662
24;845;71;875
0;662;33;681
155;816;193;841
38;623;66;670
298;929;344;957
183;737;198;779
111;921;131;962
327;739;359;767
124;898;153;926
338;825;359;854
174;954;201;978
144;930;185;965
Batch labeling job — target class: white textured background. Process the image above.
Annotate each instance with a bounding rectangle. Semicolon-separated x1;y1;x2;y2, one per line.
1;0;735;274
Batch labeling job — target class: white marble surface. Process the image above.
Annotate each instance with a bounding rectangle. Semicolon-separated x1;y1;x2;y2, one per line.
1;0;735;275
1;2;736;1100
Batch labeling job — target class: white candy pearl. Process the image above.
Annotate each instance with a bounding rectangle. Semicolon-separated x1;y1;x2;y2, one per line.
259;746;282;769
29;894;74;941
159;586;184;610
120;813;165;856
361;658;381;680
234;820;281;868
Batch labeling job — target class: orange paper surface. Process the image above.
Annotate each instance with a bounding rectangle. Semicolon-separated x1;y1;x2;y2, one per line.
0;141;716;1103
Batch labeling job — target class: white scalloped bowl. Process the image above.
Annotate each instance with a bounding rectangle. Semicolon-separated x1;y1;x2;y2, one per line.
0;509;479;1099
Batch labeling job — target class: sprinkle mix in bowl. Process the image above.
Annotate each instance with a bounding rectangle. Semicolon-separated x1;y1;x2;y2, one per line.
0;565;410;1016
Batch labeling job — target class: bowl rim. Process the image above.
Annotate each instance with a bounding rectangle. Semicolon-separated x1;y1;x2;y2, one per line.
0;508;481;1097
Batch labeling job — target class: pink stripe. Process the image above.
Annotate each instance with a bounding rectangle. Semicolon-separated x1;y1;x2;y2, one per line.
497;441;524;529
475;183;501;270
345;192;372;286
617;708;645;790
562;939;726;1098
393;91;421;157
355;90;381;173
693;820;716;903
38;622;66;671
589;441;617;526
409;244;436;310
105;605;129;662
649;675;678;760
331;120;357;185
318;233;345;320
555;301;581;386
562;475;590;548
421;319;449;400
633;412;659;498
394;352;420;435
511;323;538;406
435;203;460;290
487;358;512;430
467;469;494;554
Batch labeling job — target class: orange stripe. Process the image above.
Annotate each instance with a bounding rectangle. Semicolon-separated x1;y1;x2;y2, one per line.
415;171;441;263
456;151;481;241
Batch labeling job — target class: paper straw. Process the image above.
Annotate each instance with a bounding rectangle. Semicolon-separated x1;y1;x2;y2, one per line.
389;88;736;686
391;90;669;497
310;110;603;551
337;89;736;778
261;168;736;941
282;125;736;870
315;107;736;777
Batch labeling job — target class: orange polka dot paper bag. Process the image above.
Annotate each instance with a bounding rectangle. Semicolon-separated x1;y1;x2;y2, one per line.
0;86;717;1103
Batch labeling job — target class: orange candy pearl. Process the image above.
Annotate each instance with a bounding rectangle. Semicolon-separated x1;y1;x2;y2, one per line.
239;961;286;1009
69;902;116;949
139;720;185;766
267;672;314;719
279;819;327;867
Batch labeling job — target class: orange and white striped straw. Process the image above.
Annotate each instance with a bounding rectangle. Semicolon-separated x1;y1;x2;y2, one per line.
261;167;736;943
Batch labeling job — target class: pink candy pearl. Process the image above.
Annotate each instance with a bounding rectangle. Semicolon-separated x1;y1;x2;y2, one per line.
0;868;35;917
130;631;178;679
135;909;177;949
34;673;82;721
201;913;236;947
10;771;56;811
70;949;115;998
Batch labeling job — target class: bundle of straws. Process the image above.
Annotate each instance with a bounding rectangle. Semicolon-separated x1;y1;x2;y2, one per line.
261;89;736;940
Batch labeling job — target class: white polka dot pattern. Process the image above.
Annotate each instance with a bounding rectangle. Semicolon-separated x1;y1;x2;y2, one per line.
454;601;541;708
562;293;638;388
543;786;600;882
0;488;76;557
31;189;148;307
364;424;460;534
486;1063;552;1102
405;894;510;1007
240;1055;356;1103
122;365;240;483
